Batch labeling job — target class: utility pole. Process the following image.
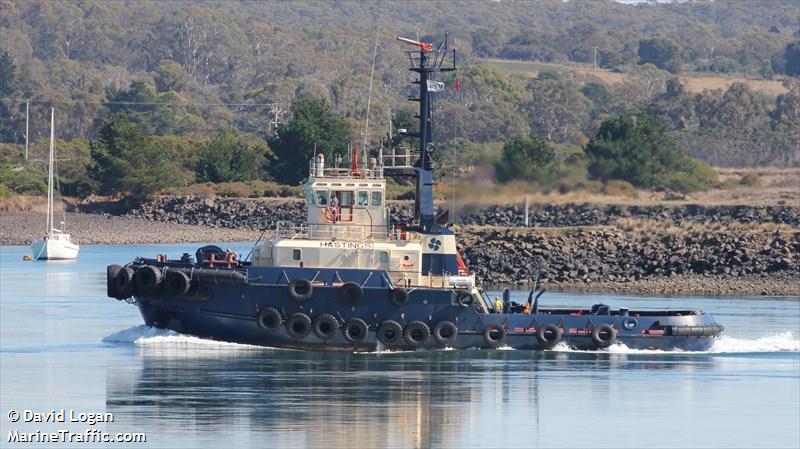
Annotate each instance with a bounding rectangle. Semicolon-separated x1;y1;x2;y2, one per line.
25;99;29;160
593;47;598;75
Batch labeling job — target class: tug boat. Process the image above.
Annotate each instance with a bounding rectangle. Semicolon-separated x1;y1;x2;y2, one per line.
106;35;723;351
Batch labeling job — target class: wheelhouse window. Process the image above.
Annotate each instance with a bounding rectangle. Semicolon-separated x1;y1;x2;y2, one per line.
379;251;389;263
371;191;382;206
339;191;354;207
292;249;302;261
315;190;328;206
358;191;369;207
305;188;315;206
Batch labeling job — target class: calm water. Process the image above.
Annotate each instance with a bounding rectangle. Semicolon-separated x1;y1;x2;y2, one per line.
1;243;798;449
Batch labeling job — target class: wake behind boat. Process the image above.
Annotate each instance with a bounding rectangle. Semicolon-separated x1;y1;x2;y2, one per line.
105;34;723;351
31;108;79;261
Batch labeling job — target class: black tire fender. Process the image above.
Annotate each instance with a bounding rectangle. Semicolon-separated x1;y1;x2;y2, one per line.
389;288;409;307
455;290;474;307
312;314;339;340
433;321;458;345
288;278;313;302
257;307;282;333
340;282;364;307
404;321;431;348
107;264;122;299
163;270;191;297
285;313;312;340
536;324;562;350
377;320;404;346
483;324;506;348
133;265;162;295
343;318;369;343
591;324;617;348
115;267;135;298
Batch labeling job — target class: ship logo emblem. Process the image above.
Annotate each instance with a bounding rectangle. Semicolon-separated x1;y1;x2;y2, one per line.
428;238;442;251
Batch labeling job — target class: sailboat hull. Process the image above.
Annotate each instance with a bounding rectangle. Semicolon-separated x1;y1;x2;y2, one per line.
31;236;79;260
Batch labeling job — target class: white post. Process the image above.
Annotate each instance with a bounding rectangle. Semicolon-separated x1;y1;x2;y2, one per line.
593;47;598;74
524;195;529;227
25;99;29;160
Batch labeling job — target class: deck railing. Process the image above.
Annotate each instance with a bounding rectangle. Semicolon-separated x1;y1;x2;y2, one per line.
275;221;415;242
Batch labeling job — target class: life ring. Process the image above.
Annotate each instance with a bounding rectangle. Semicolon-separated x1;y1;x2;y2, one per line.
257;307;283;333
339;282;364;306
288;278;313;302
114;267;135;298
377;320;404;346
312;314;339;340
324;207;339;222
163;270;191;297
536;324;562;349
343;318;369;343
389;288;409;307
107;264;122;299
455;290;474;307
591;324;617;348
285;313;312;340
433;321;458;345
404;321;431;348
133;265;162;295
483;324;506;348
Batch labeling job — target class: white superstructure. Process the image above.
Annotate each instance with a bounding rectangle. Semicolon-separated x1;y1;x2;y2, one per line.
251;154;471;289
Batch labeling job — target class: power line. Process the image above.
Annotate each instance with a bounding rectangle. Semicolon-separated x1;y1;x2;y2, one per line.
1;97;279;107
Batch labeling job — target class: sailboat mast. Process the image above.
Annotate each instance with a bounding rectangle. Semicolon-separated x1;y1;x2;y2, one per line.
48;108;55;236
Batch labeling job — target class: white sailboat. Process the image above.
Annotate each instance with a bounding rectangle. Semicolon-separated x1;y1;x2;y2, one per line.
30;108;79;260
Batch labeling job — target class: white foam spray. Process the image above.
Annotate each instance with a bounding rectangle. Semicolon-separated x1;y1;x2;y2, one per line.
551;331;800;354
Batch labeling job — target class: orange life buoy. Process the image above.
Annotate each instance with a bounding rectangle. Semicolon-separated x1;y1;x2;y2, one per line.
324;207;339;222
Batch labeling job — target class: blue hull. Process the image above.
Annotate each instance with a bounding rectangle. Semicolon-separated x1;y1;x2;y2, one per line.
127;265;722;352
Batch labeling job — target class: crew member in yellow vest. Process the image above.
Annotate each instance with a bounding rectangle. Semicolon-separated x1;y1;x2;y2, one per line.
493;297;503;313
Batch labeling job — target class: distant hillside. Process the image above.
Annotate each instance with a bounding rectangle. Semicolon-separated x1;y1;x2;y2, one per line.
0;0;798;200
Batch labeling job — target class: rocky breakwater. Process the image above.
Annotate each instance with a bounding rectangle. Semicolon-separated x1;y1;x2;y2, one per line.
459;203;800;227
121;196;800;229
126;197;305;231
458;226;800;296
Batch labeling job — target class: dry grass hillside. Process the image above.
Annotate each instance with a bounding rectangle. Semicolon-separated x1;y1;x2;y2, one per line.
484;58;790;96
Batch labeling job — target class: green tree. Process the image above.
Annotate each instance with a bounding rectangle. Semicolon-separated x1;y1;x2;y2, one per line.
494;136;555;183
784;42;800;76
89;114;183;198
196;130;262;183
104;81;181;135
268;97;350;184
586;114;716;192
0;52;22;143
638;37;682;74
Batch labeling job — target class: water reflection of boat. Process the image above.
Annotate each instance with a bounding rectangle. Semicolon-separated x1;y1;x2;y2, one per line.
105;347;710;447
105;33;722;352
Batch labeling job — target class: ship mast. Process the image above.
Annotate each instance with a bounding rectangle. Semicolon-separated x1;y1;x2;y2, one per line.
397;34;456;233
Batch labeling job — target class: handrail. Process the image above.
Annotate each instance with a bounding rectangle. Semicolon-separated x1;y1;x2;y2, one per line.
274;221;417;242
